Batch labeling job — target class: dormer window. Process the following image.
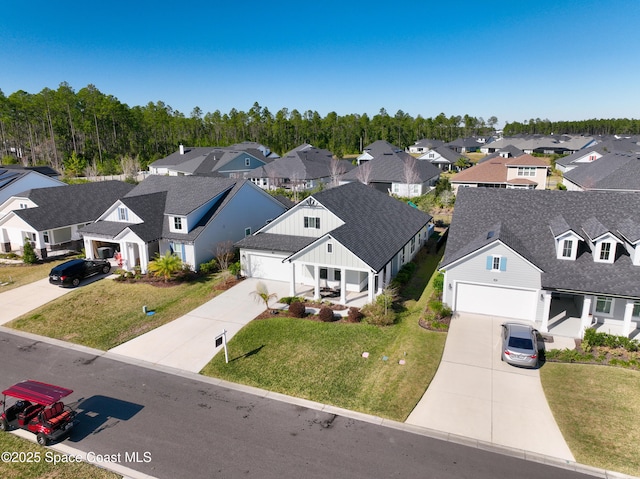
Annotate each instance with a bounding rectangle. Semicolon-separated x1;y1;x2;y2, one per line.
599;242;611;261
593;237;618;264
562;239;573;258
174;217;183;231
118;207;128;221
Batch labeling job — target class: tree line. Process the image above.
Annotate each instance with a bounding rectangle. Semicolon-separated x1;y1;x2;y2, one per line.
503;117;640;136
0;82;637;176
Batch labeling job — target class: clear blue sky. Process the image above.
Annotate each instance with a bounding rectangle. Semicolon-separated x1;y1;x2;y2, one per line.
1;0;639;126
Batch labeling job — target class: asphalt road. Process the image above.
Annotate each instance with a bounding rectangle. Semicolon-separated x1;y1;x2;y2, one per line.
0;330;593;479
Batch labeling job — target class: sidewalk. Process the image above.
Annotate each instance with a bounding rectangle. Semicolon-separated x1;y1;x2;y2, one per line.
108;278;291;372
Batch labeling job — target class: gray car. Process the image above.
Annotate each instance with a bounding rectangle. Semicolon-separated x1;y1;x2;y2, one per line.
501;322;539;368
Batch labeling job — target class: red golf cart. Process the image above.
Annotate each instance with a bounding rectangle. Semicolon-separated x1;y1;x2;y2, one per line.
0;380;77;446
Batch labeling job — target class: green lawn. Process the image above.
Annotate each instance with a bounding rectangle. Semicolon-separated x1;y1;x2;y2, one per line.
201;250;446;421
7;275;224;350
0;433;119;479
540;363;640;476
0;259;69;292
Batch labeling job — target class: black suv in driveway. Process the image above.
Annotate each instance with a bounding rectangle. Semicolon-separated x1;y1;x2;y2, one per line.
49;259;111;287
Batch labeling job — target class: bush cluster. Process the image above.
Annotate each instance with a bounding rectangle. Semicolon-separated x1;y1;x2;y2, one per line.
392;262;416;286
582;328;639;352
288;301;306;318
347;307;363;323
198;258;218;274
279;296;304;305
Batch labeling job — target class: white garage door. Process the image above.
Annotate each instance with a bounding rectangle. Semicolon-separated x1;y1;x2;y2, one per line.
455;283;537;321
246;253;290;282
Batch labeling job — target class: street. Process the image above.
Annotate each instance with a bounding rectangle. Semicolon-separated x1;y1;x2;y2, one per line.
0;330;591;479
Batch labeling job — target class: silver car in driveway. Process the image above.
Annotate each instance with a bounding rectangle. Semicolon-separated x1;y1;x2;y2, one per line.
501;322;539;368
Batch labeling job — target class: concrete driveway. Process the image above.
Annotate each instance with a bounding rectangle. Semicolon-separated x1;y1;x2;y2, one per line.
108;278;291;373
0;277;73;325
406;312;575;462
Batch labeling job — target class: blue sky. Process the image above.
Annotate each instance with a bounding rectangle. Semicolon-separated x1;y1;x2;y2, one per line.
1;1;639;126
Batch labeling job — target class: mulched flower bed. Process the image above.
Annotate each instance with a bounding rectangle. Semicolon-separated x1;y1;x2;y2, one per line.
418;316;450;332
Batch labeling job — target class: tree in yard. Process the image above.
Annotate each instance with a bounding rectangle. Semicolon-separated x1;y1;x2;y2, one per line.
250;281;278;311
454;157;469;171
329;158;347;188
403;156;421;198
215;240;235;271
355;160;373;185
22;237;37;264
147;251;183;281
120;154;140;179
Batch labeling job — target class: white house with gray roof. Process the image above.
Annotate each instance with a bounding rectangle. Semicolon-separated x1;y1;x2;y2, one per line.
562;152;640;191
80;176;287;273
236;181;433;305
417;146;468;171
0;167;65;210
441;188;640;339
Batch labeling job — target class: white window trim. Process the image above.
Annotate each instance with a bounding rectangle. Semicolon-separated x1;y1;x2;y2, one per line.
595;296;613;316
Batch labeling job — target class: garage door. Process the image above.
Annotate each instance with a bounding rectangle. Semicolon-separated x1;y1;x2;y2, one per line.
455;283;537;321
246;253;290;282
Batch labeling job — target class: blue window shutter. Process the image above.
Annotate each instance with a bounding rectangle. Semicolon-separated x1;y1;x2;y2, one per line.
486;256;492;270
500;257;507;271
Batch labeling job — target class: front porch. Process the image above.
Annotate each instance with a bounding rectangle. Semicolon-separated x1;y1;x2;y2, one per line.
292;284;371;308
539;293;640;339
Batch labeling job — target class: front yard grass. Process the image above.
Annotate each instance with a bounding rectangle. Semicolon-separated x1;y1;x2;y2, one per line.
540;363;640;476
201;250;446;421
0;259;69;292
7;275;224;350
0;432;119;479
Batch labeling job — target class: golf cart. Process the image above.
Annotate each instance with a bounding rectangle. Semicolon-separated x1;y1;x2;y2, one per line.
0;380;77;446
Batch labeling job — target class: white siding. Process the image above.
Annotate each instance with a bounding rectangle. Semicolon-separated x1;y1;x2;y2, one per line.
292;236;370;270
260;203;344;237
100;201;144;224
0;197;38;218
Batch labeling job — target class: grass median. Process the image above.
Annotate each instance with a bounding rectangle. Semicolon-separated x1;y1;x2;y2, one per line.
540;363;640;476
7;275;224;350
201;250;446;421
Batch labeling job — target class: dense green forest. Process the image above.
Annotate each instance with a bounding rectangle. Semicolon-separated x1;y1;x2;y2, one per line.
1;83;638;176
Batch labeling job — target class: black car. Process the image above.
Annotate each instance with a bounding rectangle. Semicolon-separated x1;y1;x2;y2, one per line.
49;259;111;287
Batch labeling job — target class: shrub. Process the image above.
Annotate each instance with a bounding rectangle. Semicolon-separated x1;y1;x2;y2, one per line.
432;271;445;296
318;307;335;322
361;302;395;326
288;301;306;318
229;261;241;277
22;239;38;264
199;259;218;274
347;307;363;323
279;296;304;305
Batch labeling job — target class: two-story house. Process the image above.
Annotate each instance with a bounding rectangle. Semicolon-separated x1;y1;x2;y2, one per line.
80;176;288;273
441;188;640;338
236;181;433;305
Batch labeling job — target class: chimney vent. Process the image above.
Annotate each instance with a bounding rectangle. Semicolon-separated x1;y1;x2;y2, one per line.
179;144;184;155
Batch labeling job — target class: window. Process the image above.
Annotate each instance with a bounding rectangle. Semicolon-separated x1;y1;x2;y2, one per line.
410;237;416;253
244;227;251;237
245;158;251;167
595;297;612;314
118;207;128;221
327;243;333;254
174;217;183;230
599;242;611;261
19;203;28;209
319;268;328;280
428;153;435;158
43;231;50;244
562;239;573;258
516;167;536;177
633;302;640;317
304;216;320;229
334;269;341;281
25;232;36;242
486;255;507;271
170;242;186;262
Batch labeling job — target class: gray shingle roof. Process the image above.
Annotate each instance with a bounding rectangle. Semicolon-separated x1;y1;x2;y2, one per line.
342;150;440;183
442;188;640;298
15;181;135;230
563;152;640;190
235;233;315;253
247;146;352;181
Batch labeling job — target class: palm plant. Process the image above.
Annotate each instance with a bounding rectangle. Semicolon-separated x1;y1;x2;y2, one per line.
148;251;183;281
250;281;278;311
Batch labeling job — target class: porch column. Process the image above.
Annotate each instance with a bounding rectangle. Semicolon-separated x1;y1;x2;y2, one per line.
289;263;296;297
367;271;375;303
540;291;552;333
384;262;391;289
313;265;321;300
580;295;594;337
339;268;346;305
622;300;635;337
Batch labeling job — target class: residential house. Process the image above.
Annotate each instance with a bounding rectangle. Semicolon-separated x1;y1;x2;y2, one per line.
236;181;433;304
246;144;353;191
407;139;445;154
356;140;403;165
450;154;549;194
418;146;468;171
556;138;640;173
148;143;275;178
445;137;483;153
441;188;640;338
481;135;596;155
342;142;441;197
0;167;65;209
562;152;640;191
80;176;287;273
0;181;134;258
476;145;525;164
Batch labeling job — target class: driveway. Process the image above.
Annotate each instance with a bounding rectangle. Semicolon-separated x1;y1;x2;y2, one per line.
406;312;575;462
108;278;291;373
0;277;73;325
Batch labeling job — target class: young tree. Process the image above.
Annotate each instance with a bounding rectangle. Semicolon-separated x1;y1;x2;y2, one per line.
329;158;347;188
250;281;278;311
403;157;421;198
355;161;373;185
22;237;38;264
215;241;235;270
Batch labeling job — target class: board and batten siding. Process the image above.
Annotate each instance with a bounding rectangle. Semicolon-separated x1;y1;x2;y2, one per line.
292;236;371;271
260;204;344;238
443;242;542;309
101;202;144;224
